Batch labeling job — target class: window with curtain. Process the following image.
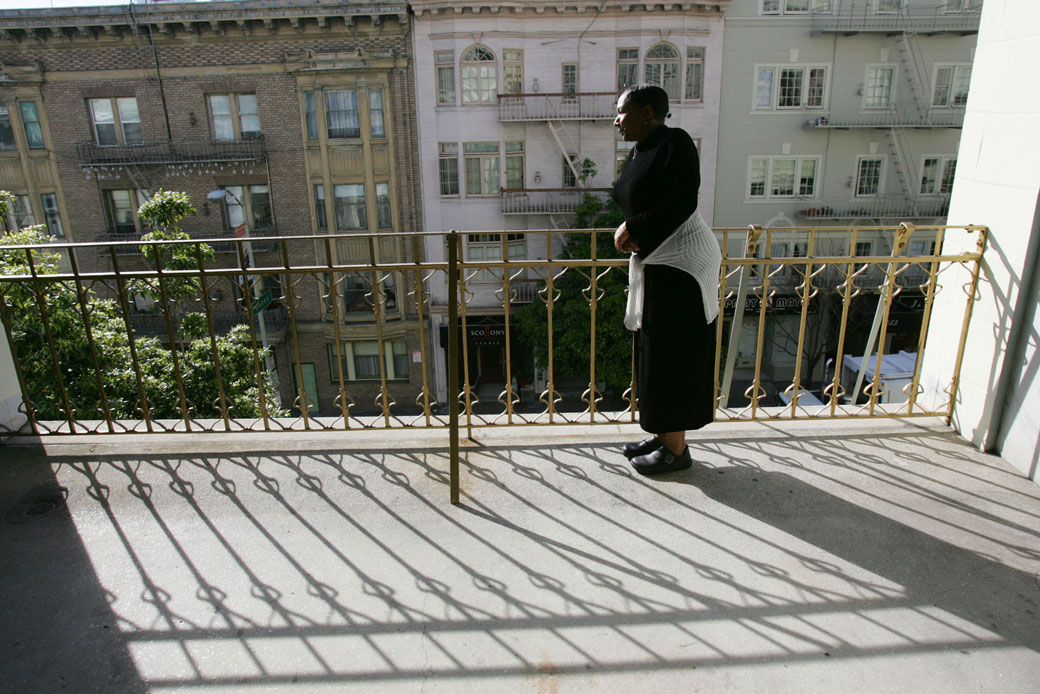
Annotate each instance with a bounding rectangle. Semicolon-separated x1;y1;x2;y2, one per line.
0;105;14;150
644;44;680;100
436;51;456;104
328;340;409;381
368;88;385;138
89;97;142;145
505;142;524;190
464;142;499;196
313;184;327;230
208;94;259;140
19;102;44;149
304;91;318;140
503;50;523;95
376;182;392;228
439;143;459;196
461;46;497;103
40;193;64;237
325;89;360;138
685;47;705;102
1;194;34;233
334;184;367;230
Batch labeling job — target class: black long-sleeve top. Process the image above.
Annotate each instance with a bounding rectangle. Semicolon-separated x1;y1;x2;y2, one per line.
611;124;700;258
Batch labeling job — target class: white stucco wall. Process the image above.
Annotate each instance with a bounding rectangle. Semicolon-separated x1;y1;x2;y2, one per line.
0;321;27;433
922;0;1040;481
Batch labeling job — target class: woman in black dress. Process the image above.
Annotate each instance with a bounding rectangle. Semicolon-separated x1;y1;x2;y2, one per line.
612;84;721;475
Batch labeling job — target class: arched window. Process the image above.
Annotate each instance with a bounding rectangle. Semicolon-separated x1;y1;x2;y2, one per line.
461;46;497;103
644;44;680;101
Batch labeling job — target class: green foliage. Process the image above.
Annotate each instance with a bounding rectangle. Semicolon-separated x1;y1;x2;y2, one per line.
0;190;282;424
132;190;212;304
513;189;634;393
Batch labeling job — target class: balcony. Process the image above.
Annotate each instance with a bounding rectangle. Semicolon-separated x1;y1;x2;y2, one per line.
502;188;612;215
811;1;981;35
498;92;619;122
75;136;266;167
797;196;950;220
806;105;964;129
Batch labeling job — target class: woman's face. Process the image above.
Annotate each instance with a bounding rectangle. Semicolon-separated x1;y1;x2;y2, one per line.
614;95;654;142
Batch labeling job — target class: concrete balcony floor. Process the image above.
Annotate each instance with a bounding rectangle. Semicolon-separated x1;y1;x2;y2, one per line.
1;418;1039;693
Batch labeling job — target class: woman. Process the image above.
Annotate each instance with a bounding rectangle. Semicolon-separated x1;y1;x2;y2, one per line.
612;84;722;475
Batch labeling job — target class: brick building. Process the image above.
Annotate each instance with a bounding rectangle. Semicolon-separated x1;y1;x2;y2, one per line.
0;0;429;418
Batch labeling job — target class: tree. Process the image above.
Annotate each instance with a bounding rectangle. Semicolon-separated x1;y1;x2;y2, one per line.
513;160;634;401
0;190;282;425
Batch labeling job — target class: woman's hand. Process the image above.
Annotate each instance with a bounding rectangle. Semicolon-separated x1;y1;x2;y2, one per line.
614;221;640;253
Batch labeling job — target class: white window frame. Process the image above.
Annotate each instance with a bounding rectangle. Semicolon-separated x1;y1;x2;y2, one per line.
2;193;35;233
863;64;896;109
854;156;885;198
754;64;829;111
919;155;957;196
644;43;681;101
461;45;497;104
438;142;460;197
463;142;500;196
503;49;524;95
466;233;526;283
685;47;705;103
505;142;524;190
747;156;821;199
875;0;903;13
435;51;456;105
219;185;272;231
761;0;820;15
932;64;972;108
617;48;639;93
562;63;578;95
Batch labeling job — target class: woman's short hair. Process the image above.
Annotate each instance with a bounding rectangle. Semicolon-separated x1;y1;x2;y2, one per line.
620;84;670;120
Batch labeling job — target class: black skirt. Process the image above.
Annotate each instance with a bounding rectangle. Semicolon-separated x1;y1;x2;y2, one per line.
636;264;717;434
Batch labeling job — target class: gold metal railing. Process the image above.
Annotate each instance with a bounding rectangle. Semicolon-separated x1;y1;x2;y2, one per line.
0;224;987;501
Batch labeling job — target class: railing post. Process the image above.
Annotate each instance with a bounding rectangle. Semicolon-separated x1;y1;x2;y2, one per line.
447;230;460;505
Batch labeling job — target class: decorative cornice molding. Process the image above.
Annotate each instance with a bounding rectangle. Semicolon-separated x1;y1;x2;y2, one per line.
0;0;409;44
409;1;730;18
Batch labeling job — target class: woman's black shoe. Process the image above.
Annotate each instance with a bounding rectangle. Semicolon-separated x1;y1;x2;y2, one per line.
631;445;692;475
623;436;662;459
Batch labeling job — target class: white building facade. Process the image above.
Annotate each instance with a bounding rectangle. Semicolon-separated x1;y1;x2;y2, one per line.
411;1;729;403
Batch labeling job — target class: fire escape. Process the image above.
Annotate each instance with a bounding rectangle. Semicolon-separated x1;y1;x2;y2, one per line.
802;1;981;220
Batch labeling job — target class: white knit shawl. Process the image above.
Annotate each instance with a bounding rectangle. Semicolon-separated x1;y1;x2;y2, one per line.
624;210;722;331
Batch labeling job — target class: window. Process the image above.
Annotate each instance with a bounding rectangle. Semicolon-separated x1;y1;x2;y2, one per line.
855;241;873;257
505;142;524;190
876;0;902;12
0;105;13;150
334;184;367;230
218;185;271;231
304;91;319;140
945;0;982;12
436;51;456;104
920;157;957;195
644;44;680;100
376;182;392;229
755;65;828;110
562;153;578;188
562;64;578;95
685;47;705;102
461;46;497;104
40;193;63;237
762;0;814;14
617;48;639;92
865;66;895;108
933;65;971;108
464;142;499;196
747;157;820;198
328;340;409;381
855;157;884;197
368;89;385;138
439;142;459;196
89;97;141;145
20;102;44;149
313;184;327;230
207;93;260;141
1;194;34;233
466;233;525;282
615;140;635;179
503;50;523;95
326;89;360;139
104;190;149;235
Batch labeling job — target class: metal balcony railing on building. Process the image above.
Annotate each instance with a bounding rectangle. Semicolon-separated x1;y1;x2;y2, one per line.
129;307;289;341
797;196;951;220
806;105;964;129
75;136;266;166
498;93;619;122
811;1;981;35
502;188;612;216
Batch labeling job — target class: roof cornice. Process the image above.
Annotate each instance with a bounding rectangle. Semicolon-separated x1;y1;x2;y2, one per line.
409;1;730;17
0;0;409;44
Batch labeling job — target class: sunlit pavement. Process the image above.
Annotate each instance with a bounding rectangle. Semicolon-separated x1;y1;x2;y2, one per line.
2;418;1038;693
